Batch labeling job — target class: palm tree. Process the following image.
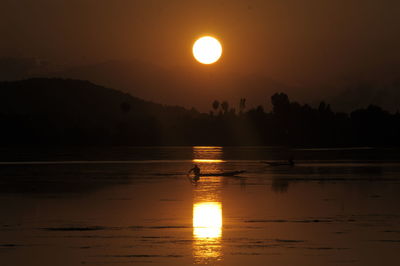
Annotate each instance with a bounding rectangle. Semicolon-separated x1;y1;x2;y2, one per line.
212;100;220;112
239;98;246;114
221;101;229;114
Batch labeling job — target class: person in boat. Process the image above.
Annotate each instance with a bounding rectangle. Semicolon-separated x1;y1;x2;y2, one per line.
189;164;201;175
188;164;201;181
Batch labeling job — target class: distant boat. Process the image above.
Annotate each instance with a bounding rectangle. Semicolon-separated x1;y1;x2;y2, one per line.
198;170;246;177
262;160;295;167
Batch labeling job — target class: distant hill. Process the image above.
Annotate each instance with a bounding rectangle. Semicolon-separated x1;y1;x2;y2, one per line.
326;82;400;113
53;60;296;112
0;78;199;145
3;57;400;113
0;57;297;112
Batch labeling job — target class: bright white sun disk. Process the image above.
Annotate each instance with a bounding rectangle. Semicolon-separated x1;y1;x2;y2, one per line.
193;36;222;64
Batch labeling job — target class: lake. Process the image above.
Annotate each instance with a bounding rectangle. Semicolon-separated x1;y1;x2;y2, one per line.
0;146;399;265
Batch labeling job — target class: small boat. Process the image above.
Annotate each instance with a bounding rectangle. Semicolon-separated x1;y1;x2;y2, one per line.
199;170;246;177
262;160;295;167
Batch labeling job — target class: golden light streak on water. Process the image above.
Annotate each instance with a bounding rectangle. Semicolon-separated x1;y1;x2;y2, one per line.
192;159;225;163
193;202;223;263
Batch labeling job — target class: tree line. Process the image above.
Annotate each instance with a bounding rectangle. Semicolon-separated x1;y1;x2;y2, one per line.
202;93;400;146
0;78;399;147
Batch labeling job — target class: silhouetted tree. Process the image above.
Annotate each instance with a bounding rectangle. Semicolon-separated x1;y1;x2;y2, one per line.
271;93;290;115
318;101;326;112
239;98;246;114
212;100;220;112
221;101;229;114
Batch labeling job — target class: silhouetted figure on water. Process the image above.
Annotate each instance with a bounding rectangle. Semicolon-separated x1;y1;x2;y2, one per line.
188;164;201;182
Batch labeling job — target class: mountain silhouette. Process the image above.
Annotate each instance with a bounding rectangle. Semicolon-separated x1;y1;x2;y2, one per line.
54;60;298;111
0;78;198;145
2;57;399;113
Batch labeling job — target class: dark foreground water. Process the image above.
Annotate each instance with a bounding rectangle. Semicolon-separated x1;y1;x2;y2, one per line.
0;146;399;265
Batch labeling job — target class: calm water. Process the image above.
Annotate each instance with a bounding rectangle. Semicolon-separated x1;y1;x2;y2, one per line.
0;146;399;265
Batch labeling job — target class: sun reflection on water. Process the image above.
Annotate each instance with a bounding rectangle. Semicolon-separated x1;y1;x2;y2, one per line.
192;146;224;264
192;159;225;163
193;202;222;264
192;146;223;163
193;202;222;238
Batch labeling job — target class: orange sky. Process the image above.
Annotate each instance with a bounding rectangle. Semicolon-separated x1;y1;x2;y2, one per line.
1;0;400;108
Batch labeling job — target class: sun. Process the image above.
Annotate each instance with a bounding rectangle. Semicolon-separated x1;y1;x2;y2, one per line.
193;36;222;64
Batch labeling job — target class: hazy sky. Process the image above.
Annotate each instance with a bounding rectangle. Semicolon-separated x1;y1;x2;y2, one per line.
1;0;400;88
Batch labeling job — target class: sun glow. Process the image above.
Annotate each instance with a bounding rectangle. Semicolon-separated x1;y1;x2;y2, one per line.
193;36;222;64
